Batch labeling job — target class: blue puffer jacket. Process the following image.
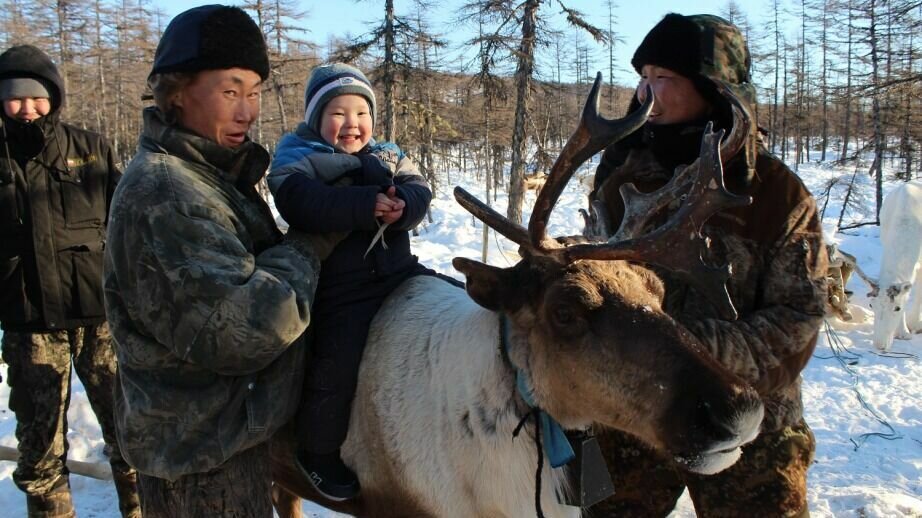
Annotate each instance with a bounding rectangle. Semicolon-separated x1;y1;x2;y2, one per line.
268;123;431;306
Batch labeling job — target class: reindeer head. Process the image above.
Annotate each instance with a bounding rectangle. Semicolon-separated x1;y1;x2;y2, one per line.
453;73;764;475
872;282;913;351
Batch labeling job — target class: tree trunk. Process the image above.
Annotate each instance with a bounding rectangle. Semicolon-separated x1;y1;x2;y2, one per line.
492;144;504;202
771;0;781;153
841;0;855;162
781;41;789;162
898;23;914;180
382;0;397;141
507;0;540;225
820;0;829;162
94;2;106;135
867;0;884;218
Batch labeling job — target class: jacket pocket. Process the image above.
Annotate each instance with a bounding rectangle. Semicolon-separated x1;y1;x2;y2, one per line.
59;248;105;318
51;164;106;230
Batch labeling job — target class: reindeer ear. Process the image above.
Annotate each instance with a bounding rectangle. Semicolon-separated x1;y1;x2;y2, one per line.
453;258;530;311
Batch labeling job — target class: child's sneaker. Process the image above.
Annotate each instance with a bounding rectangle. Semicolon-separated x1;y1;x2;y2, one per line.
296;450;360;501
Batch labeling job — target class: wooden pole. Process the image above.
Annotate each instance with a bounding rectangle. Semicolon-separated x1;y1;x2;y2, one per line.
0;445;112;481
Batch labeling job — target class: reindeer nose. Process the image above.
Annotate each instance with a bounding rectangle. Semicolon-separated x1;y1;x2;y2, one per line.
687;382;763;452
692;400;735;443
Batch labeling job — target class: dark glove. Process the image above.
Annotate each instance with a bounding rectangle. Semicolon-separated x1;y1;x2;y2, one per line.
356;153;394;188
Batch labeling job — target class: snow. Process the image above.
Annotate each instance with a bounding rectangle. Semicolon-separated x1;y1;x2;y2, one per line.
1;156;919;517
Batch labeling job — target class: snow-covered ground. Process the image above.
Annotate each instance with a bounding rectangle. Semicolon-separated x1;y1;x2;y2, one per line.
1;156;919;517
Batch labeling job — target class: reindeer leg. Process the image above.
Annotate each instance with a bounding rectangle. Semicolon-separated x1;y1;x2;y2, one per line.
905;281;922;333
272;483;302;518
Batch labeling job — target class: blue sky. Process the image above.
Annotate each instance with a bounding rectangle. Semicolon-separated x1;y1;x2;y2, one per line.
158;0;762;85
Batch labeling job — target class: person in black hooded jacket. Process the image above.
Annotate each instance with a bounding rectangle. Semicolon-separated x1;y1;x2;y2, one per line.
0;44;140;518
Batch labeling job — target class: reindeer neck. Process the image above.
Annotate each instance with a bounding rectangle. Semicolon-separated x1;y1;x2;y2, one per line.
499;314;576;469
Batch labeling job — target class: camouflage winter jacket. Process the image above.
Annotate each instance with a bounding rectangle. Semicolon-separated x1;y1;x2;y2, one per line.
593;141;828;433
104;107;321;480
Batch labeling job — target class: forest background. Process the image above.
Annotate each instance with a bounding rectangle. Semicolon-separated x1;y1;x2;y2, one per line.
0;0;919;227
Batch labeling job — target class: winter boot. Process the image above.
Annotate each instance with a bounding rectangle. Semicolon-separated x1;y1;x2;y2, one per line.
26;483;76;518
295;450;360;501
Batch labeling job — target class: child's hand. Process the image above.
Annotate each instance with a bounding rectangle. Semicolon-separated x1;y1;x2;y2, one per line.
375;186;405;224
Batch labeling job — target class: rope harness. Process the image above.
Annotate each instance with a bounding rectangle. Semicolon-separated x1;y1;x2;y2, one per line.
500;315;575;517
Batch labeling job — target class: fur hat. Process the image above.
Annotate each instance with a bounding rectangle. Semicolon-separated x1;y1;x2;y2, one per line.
629;13;759;184
631;13;756;108
303;63;376;133
0;77;51;100
150;5;269;80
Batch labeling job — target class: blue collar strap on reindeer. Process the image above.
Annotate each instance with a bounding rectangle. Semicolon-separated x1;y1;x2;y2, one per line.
500;315;615;511
501;315;575;468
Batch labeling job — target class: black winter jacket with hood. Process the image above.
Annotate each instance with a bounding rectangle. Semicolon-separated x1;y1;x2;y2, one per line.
0;44;120;332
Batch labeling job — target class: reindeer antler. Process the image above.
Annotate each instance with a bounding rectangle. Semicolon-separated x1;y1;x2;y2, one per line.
454;188;530;244
528;72;653;250
574;79;753;319
560;126;751;319
454;71;651;251
612;79;752;243
454;73;753;319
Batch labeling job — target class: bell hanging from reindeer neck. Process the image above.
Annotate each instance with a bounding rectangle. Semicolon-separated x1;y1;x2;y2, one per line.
563;430;615;508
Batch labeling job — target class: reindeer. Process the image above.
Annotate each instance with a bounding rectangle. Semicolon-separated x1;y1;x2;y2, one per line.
523;172;549;194
825;243;877;322
269;74;764;518
872;180;922;350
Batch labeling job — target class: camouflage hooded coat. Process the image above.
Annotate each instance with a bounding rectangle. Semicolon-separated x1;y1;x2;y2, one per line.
591;15;828;433
104;107;321;480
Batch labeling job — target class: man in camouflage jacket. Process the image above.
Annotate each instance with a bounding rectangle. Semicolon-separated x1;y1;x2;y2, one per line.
103;6;325;516
0;44;140;518
587;14;827;517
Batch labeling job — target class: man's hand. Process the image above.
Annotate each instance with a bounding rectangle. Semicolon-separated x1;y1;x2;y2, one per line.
284;228;344;261
374;186;405;224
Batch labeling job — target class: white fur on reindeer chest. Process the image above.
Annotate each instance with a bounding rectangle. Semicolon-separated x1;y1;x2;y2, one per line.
341;275;578;518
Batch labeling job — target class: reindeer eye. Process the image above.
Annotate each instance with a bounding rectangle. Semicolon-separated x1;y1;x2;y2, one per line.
553;306;575;326
894;306;901;312
548;304;588;338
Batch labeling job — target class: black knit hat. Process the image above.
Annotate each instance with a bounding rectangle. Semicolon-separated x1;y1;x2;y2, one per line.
630;13;756;108
150;5;269;80
303;63;377;133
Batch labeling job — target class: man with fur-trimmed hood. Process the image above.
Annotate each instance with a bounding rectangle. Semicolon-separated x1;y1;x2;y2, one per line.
104;5;328;516
0;44;140;518
587;14;827;517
